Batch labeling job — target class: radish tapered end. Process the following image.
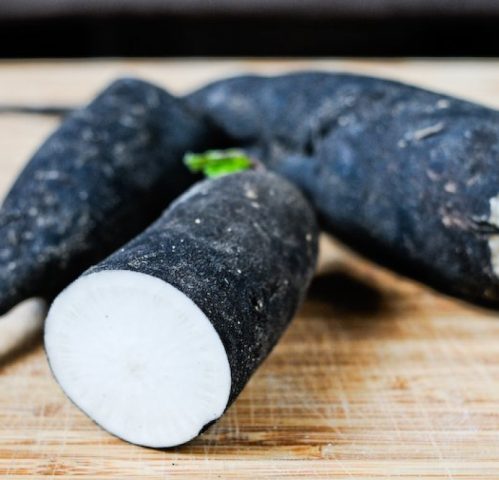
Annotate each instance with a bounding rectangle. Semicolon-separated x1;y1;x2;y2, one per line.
44;270;231;448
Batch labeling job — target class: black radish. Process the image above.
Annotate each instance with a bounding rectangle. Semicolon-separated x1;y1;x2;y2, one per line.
0;77;222;315
45;170;318;448
188;72;499;305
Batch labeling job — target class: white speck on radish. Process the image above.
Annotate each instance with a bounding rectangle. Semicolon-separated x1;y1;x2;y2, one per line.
488;195;499;278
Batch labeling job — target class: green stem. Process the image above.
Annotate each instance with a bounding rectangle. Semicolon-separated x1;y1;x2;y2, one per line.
183;149;253;178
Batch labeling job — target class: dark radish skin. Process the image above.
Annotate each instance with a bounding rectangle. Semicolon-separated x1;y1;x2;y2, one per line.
45;170;318;448
187;72;499;306
0;77;224;315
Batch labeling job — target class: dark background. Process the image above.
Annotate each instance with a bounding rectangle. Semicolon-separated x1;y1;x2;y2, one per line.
1;0;498;57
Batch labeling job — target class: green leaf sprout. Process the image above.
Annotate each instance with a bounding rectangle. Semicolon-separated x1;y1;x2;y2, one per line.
183;149;253;178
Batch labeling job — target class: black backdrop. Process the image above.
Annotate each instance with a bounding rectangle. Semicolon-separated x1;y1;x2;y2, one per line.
1;1;498;57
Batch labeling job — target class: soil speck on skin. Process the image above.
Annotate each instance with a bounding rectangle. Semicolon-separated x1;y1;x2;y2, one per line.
254;299;264;311
7;230;17;244
426;169;440;181
245;188;258;200
437;99;450;109
444;181;457;193
411;122;445;141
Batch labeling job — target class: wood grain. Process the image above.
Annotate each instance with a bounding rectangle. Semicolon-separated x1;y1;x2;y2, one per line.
1;59;499;479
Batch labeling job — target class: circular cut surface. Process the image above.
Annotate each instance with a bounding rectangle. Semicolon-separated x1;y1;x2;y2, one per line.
45;270;231;448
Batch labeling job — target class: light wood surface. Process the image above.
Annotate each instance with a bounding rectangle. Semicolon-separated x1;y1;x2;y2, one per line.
2;59;499;479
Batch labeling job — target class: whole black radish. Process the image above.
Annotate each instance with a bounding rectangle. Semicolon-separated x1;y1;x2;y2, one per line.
0;77;224;315
188;72;499;306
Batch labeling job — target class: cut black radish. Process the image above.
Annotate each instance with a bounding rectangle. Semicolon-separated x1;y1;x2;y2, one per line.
0;77;223;315
45;171;318;448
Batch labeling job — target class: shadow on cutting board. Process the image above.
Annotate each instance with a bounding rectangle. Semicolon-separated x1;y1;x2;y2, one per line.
308;270;386;317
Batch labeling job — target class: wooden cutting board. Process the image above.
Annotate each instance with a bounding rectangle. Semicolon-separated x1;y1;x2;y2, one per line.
2;59;499;479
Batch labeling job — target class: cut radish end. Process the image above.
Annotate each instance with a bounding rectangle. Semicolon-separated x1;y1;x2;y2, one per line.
44;270;231;448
